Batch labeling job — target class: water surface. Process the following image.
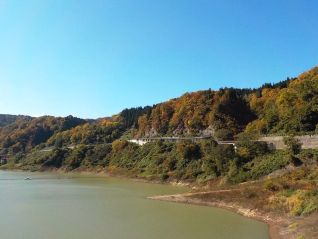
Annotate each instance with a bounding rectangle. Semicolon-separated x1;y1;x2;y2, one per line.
0;171;269;239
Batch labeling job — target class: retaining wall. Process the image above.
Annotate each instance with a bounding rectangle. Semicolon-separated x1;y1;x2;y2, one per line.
259;135;318;149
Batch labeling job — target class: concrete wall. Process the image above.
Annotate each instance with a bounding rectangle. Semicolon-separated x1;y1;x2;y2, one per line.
130;135;318;149
127;139;148;146
259;135;318;149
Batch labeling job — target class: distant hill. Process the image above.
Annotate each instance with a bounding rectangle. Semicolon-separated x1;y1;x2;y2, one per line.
0;115;86;153
0;107;152;153
0;114;31;127
46;106;152;147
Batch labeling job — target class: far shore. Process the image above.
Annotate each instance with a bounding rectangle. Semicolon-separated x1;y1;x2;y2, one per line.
0;166;193;187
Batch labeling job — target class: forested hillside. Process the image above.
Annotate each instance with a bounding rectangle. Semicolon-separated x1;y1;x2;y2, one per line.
136;66;318;138
46;106;152;147
136;89;255;139
246;66;318;134
0;115;86;154
0;66;317;181
0;66;317;155
0;114;31;127
0;106;152;155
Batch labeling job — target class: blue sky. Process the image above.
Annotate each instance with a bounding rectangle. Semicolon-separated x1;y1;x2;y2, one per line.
0;0;317;118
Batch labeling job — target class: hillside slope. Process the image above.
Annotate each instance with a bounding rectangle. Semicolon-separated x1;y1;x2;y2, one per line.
246;66;318;134
1;66;317;154
0;115;86;153
136;89;256;138
135;66;318;138
0;114;31;127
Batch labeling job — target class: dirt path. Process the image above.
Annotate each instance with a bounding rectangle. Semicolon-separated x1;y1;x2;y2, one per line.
148;189;241;200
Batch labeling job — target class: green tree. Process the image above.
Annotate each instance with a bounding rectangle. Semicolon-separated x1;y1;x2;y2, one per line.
284;136;302;155
214;128;234;141
283;136;303;166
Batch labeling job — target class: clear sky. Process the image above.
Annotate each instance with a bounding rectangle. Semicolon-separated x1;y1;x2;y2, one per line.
0;0;317;118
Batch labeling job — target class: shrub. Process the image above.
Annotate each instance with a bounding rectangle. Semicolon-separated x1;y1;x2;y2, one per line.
236;136;270;162
264;181;281;192
64;145;88;170
176;141;201;161
284;136;302;155
112;140;128;153
160;173;169;181
215;128;234;140
270;189;318;216
213;144;235;175
243;150;289;181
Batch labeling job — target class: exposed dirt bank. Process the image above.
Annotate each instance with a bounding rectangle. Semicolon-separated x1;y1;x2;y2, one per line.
148;190;317;239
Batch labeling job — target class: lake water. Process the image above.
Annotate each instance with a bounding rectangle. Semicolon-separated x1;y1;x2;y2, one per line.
0;171;269;239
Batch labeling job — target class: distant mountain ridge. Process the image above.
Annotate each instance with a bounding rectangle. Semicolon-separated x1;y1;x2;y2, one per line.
0;114;32;127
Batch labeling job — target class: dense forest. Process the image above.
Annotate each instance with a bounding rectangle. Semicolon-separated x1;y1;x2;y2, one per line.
0;115;86;154
136;66;318;138
246;67;318;134
136;88;256;138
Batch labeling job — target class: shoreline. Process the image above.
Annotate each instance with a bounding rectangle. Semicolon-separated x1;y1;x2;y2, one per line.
0;167;195;198
0;166;193;187
0;167;306;238
147;192;288;239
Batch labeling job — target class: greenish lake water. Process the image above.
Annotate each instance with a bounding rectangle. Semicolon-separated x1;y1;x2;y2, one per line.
0;171;269;239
